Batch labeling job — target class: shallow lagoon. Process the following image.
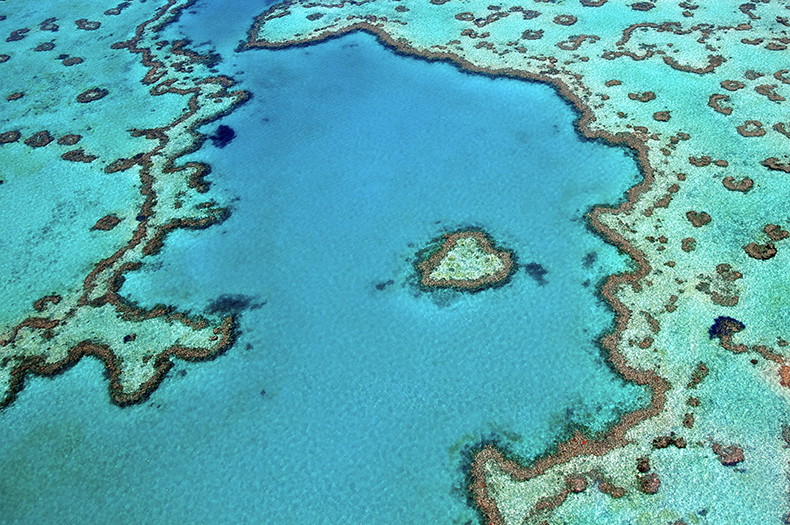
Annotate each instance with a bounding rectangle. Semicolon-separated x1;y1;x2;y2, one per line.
123;26;647;523
0;5;647;524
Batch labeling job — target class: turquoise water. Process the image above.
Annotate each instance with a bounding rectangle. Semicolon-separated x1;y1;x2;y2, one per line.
0;154;141;327
0;0;171;329
0;2;649;523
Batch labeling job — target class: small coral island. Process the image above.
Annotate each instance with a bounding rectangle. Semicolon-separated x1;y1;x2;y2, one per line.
417;230;515;292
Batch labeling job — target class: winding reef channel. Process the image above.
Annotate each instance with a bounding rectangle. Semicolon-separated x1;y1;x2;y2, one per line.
240;1;790;523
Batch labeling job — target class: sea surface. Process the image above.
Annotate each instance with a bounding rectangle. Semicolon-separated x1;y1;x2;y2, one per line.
0;1;650;523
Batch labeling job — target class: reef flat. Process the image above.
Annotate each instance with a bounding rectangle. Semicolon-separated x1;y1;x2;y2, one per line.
0;0;248;407
418;230;515;291
242;1;790;523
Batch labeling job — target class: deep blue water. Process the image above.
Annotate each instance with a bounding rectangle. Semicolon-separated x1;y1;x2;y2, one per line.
0;3;648;523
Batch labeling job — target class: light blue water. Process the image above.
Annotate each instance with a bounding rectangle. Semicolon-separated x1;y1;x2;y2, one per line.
0;4;648;524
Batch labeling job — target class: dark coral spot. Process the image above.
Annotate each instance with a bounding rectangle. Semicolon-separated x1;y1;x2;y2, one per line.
375;279;394;291
524;262;547;285
709;316;745;340
205;294;266;316
210;124;235;148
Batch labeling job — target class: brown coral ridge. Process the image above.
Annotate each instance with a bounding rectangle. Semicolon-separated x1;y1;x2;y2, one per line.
717;263;743;282
91;214;122;231
39;18;58;32
755;84;785;102
744;221;788;259
105;2;133;16
711;443;744;466
686;361;708;389
553;15;577;26
764;224;789;242
721;80;745;91
652;111;670;122
62;148;98;163
686;210;711;227
761;157;790;173
1;319;235;409
239;12;682;525
24;131;54;148
636;472;660;494
35;42;56;52
628;91;656;102
76;87;109;103
417;230;514;292
105;154;146;174
0;130;21;144
689;155;712;167
695;269;740;306
631;2;655;11
722;176;753;193
6;28;30;42
32;294;61;312
62;57;84;66
736;120;766;137
714;322;786;368
774;122;790;139
57;134;82;146
663;54;725;75
0;0;250;409
75;19;102;31
556;34;599;51
743;242;777;260
708;94;732;115
652;434;687;449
